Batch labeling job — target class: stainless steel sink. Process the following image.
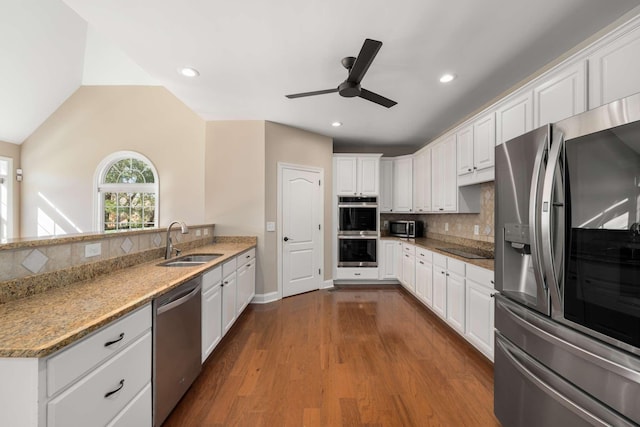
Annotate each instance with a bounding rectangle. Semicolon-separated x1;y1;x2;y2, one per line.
157;253;223;267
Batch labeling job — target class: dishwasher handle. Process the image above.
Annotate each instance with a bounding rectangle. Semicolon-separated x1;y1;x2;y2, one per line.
157;283;201;315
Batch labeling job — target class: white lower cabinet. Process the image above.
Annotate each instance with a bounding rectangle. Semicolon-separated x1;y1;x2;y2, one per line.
222;258;238;335
236;249;256;315
432;254;447;319
106;383;152;427
415;249;433;307
465;265;496;361
379;240;400;279
445;258;466;334
400;243;416;293
202;266;223;363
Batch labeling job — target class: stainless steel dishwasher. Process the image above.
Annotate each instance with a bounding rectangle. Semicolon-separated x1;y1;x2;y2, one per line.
153;276;202;426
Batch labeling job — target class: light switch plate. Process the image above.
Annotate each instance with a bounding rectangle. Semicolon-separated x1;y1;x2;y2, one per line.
195;229;202;237
474;225;480;235
445;223;449;232
204;229;209;235
266;221;276;232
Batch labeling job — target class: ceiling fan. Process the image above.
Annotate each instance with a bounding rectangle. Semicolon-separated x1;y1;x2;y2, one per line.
285;38;397;108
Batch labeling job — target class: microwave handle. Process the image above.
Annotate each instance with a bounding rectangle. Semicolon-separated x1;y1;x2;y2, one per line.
540;129;564;316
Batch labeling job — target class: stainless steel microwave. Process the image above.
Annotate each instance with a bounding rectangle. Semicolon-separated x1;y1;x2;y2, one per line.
389;220;423;238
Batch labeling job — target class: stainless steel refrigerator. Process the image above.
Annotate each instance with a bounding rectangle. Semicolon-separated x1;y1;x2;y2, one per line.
494;92;640;426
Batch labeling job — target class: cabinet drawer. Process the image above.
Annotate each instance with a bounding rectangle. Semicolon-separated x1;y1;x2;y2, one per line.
447;258;466;276
222;258;237;277
336;268;379;280
239;248;256;267
202;266;222;292
433;253;447;268
47;331;152;427
416;247;433;263
47;304;151;397
466;264;494;288
106;382;151;427
402;243;415;256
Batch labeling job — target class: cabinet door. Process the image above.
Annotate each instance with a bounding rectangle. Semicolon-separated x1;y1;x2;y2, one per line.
335;157;358;196
379;240;397;279
401;253;416;293
202;284;222;363
358;157;379;196
446;272;466;334
222;272;237;334
415;259;433;307
442;135;458;212
432;267;447;319
534;61;587;127
456;125;474;176
413;149;431;212
379;159;394;212
473;113;495;171
392;157;413;212
496;91;533;145
465;279;495;360
395;242;403;283
236;263;250;315
589;25;640;109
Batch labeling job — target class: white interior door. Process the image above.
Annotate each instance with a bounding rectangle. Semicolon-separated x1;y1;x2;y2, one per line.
281;166;322;298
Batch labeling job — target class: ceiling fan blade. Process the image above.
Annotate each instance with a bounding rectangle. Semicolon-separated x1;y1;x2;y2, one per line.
285;88;338;99
359;88;397;108
347;39;382;84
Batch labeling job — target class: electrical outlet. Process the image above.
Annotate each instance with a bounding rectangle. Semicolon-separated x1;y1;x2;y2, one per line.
266;221;276;232
203;229;209;236
474;225;480;235
85;243;101;258
195;229;202;237
383;220;388;229
445;223;449;232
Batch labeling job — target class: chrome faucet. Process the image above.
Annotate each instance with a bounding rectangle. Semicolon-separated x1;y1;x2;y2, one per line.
165;221;189;259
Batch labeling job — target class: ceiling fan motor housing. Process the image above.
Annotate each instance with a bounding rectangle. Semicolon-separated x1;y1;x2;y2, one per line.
338;81;361;97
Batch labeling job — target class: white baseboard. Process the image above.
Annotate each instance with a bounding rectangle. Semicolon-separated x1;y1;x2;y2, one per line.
251;291;279;304
321;279;334;289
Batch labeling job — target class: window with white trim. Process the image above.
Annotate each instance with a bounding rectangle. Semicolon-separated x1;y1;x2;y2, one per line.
96;152;158;232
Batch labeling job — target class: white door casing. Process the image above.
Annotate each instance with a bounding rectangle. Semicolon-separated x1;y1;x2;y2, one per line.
279;164;323;298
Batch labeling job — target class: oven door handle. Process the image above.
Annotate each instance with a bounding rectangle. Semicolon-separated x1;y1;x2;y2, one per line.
338;235;378;240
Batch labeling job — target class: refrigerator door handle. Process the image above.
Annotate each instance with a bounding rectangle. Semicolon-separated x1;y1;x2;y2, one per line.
540;129;564;315
528;124;550;309
496;334;634;427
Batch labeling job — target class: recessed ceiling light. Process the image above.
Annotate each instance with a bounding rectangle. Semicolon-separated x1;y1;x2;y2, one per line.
439;73;456;83
179;67;200;77
331;121;342;127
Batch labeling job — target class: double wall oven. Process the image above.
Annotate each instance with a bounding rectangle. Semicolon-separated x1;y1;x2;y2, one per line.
337;196;377;267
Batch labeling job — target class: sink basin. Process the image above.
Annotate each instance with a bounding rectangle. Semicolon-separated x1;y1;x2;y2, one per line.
157;253;223;267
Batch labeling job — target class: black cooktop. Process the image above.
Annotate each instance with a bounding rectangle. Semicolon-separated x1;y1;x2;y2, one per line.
437;247;494;260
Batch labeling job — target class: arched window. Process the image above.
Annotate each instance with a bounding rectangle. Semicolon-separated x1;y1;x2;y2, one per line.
95;151;159;232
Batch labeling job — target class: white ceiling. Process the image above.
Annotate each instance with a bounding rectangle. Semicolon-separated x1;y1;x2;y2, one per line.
3;0;640;149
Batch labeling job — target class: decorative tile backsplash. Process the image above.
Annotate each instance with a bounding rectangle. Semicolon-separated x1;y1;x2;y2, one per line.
382;182;495;244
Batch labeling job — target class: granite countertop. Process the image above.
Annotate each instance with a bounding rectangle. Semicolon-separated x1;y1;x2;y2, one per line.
380;236;495;271
0;241;255;358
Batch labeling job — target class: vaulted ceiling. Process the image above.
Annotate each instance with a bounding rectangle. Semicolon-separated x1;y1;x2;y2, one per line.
3;0;639;149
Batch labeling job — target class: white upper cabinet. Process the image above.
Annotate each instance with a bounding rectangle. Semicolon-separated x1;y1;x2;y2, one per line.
379;158;394;212
496;91;533;145
589;25;640;109
334;155;381;196
456;113;495;186
413;148;431;213
533;61;587;127
432;134;457;212
392;156;413;212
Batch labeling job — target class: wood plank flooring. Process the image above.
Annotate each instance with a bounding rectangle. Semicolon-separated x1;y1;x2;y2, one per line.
164;286;501;426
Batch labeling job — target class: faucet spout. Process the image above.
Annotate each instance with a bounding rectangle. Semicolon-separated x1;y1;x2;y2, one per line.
165;221;189;259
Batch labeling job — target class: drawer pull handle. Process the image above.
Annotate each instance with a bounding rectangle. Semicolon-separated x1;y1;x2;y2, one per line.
246;254;250;258
354;273;361;276
104;379;125;398
104;333;125;347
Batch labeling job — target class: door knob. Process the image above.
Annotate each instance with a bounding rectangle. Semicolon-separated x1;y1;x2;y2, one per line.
283;237;289;242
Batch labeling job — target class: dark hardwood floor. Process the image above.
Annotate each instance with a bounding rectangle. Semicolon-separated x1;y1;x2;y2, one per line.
164;285;500;426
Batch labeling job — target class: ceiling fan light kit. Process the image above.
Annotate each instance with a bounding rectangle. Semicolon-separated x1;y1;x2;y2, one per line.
286;38;397;108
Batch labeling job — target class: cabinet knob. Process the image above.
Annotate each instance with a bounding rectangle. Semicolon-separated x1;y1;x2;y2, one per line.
439;208;444;211
467;168;472;172
490;293;496;298
473;166;477;170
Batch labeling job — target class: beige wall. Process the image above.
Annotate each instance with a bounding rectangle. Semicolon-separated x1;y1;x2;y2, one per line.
204;121;266;293
265;121;333;289
20;86;206;238
0;140;21;238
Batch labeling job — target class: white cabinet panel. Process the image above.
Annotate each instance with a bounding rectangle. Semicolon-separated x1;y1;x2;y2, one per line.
392;156;413;212
335;157;358;195
534;61;587;127
456;125;474;175
415;257;433;307
358;156;380;196
496;91;533;145
106;383;151;427
465;279;495;361
589;25;640;109
432;267;447;319
413;148;431;213
202;281;222;363
379;240;399;279
432;134;457;212
335;155;380;196
222;270;237;334
457;113;495;186
379;159;394;212
473;113;495;171
401;251;416;293
446;272;466;334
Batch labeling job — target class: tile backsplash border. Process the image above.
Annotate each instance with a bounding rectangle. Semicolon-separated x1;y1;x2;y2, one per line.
0;224;216;304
